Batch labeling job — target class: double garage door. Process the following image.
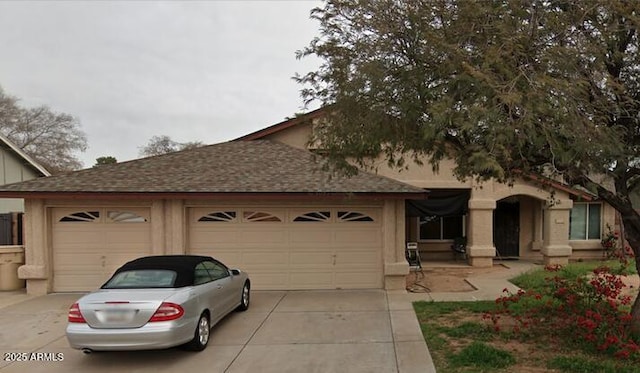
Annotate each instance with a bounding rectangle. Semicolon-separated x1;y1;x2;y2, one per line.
188;207;383;290
51;206;383;292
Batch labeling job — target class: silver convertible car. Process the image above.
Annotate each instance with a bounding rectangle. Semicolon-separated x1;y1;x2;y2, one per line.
66;255;250;353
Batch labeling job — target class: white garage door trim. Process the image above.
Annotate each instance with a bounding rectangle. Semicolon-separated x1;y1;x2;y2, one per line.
188;206;383;290
51;207;152;292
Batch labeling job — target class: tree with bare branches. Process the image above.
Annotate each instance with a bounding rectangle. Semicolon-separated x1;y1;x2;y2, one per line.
139;135;204;157
0;87;87;173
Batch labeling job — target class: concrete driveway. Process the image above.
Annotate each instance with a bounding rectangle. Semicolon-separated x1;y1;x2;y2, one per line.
0;290;433;373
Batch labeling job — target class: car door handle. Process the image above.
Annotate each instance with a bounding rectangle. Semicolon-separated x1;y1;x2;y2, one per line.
216;285;223;289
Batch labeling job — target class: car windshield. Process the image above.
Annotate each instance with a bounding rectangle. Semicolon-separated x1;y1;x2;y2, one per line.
102;269;177;289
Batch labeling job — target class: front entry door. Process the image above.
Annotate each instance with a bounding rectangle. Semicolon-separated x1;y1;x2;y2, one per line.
494;201;520;257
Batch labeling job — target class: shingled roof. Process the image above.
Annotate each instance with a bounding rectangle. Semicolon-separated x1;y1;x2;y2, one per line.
0;140;426;197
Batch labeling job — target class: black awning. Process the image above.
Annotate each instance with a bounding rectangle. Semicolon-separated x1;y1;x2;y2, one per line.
406;189;470;217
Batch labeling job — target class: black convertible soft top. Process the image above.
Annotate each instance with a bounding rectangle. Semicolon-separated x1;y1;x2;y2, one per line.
102;255;218;288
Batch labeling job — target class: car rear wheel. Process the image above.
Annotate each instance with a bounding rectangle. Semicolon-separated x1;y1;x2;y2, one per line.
236;281;250;311
185;313;210;351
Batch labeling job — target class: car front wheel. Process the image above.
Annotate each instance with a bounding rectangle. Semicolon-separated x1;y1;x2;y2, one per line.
236;281;250;311
185;313;210;351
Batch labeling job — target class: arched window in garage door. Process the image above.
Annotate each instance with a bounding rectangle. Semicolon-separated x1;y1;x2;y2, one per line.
293;211;331;222
107;211;148;223
243;211;282;222
197;211;237;222
59;211;100;222
337;211;374;222
58;209;150;223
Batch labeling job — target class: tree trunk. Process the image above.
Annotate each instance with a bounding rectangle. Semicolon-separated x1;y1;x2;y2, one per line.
619;210;640;337
632;277;640;338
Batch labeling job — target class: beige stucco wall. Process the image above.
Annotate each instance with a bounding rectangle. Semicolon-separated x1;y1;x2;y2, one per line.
266;122;316;150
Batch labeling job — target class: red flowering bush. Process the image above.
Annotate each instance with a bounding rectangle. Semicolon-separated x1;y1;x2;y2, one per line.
601;225;619;251
601;225;635;269
486;265;639;360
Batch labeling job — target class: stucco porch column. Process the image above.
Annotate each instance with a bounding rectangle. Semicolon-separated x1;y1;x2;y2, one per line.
383;199;409;290
17;199;50;295
542;199;573;265
531;201;544;251
467;199;496;267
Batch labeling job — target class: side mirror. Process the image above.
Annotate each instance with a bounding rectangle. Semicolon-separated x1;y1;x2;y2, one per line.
230;269;241;276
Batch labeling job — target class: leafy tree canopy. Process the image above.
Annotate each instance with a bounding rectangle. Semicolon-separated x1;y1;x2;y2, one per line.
0;86;87;173
297;0;640;329
94;156;117;166
139;135;204;157
298;1;638;194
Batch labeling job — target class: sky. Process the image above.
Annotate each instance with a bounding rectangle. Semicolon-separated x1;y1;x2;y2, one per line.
0;0;322;168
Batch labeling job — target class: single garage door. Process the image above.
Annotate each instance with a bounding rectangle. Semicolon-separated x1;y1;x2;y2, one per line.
188;207;383;290
51;208;152;292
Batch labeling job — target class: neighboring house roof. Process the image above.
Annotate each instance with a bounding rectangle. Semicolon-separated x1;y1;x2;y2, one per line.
0;140;426;199
0;132;50;177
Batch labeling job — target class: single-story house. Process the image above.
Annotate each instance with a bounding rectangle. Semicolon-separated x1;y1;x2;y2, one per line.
0;108;615;295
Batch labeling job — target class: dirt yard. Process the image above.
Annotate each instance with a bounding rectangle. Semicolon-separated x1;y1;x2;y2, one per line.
405;264;510;292
406;264;640;297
